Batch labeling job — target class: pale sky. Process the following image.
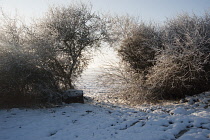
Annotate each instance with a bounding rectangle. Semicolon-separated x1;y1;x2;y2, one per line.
0;0;209;24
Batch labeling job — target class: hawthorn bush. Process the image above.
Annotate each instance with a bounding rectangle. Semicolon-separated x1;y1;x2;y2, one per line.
0;3;107;108
32;4;107;90
0;52;61;108
117;13;210;103
145;13;210;100
118;23;162;74
0;16;61;108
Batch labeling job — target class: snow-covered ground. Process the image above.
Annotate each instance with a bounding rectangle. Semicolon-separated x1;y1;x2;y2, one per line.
1;92;210;140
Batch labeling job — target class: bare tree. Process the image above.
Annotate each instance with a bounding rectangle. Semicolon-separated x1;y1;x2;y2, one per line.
32;4;107;90
102;14;139;47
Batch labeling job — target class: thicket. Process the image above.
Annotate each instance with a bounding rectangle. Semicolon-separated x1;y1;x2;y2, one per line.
0;12;60;108
117;13;210;103
0;4;107;108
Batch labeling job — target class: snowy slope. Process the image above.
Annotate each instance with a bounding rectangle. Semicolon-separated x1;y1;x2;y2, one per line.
1;92;210;140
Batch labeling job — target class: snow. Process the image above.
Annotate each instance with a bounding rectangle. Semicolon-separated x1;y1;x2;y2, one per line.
1;92;210;140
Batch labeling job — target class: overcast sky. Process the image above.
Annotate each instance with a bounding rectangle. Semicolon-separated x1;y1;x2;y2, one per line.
0;0;209;24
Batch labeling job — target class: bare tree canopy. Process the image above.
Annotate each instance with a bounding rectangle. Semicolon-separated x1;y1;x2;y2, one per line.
32;4;107;89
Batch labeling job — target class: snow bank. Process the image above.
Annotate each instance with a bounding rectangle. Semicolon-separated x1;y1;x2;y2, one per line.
0;92;210;140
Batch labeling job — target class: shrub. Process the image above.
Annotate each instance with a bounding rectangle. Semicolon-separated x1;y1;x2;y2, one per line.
145;13;210;100
146;45;210;99
0;52;61;108
0;12;61;108
118;23;162;74
115;13;210;103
